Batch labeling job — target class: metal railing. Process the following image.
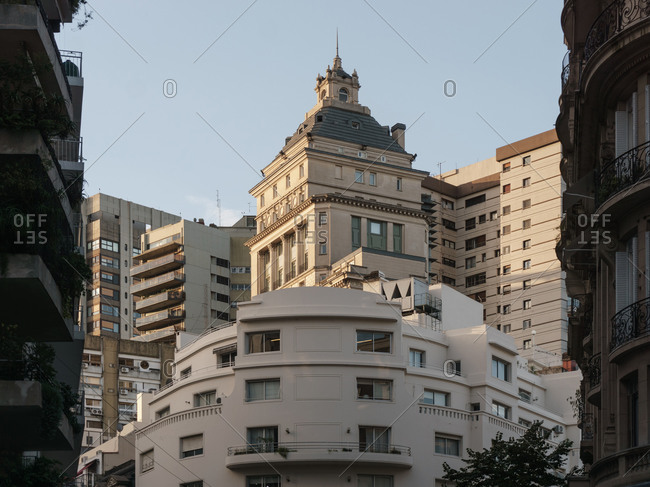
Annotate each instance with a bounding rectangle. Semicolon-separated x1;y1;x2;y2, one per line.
611;296;650;351
51;137;83;163
227;442;411;456
597;141;650;206
584;0;650;61
131;271;185;294
561;51;570;91
588;353;601;388
60;50;82;77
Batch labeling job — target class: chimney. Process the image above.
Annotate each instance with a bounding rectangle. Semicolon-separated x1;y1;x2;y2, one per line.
198;218;205;225
391;123;406;149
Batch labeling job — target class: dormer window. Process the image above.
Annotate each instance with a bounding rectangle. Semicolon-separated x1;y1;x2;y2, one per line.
351;121;360;130
338;88;349;102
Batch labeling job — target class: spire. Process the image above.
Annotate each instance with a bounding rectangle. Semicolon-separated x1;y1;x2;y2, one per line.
333;28;342;70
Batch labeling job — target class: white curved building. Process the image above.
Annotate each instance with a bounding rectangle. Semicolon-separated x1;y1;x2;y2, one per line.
135;284;581;487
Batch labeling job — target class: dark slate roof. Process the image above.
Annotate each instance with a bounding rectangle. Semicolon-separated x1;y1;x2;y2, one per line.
335;67;352;79
283;106;407;154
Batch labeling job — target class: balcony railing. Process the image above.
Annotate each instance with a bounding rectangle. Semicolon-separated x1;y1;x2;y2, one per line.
135;290;185;313
227;442;411;456
135;307;184;330
130;252;184;278
561;51;570;91
597;140;650;206
131;271;185;295
611;296;650;352
60;50;82;77
588;353;601;388
51;137;82;163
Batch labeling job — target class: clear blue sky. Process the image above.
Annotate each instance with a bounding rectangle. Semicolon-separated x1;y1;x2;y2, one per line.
56;0;566;225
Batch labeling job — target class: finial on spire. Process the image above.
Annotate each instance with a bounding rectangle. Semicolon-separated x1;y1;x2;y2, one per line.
333;28;342;70
336;28;339;57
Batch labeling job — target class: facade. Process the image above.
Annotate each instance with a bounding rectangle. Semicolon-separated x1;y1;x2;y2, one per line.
82;193;181;340
0;0;87;476
423;131;567;359
246;52;431;295
133;284;581;486
80;335;173;448
558;1;650;485
131;219;231;341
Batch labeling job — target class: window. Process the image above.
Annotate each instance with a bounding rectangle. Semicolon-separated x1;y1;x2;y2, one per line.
396;178;402;191
180;434;203;458
465;256;476;269
215;257;229;268
523;259;531;270
442;219;456;230
422;390;450;406
435;435;460;456
519;418;532;428
273;185;278;198
503;324;511;333
502;205;510;216
503;184;511;194
299;164;304;178
465;217;476;230
246;331;280;354
523;155;531;166
351;216;361;250
358;475;393;487
441;198;454;210
492;357;511;381
503;304;511;315
260;194;265;207
339;87;349;101
369;172;377;186
180;367;191;379
359;426;390;453
523;177;531;188
100;239;119;253
247;427;278;453
502;225;510;236
523;339;532;350
357;378;392;401
443;257;456;268
180;482;203;487
502;284;511;295
247;476;281;487
393;224;403;253
409;349;425;367
466;194;486;207
492;402;510;419
335;165;343;179
479;214;486;224
465;235;486;250
352;122;361;130
355;170;364;183
193;391;217;407
523;299;532;310
523;239;531;250
356;331;392;353
367;220;387;250
318;212;327;226
490;211;498;220
523;319;531;329
494;249;500;258
502;162;511;172
319;243;327;255
522;199;531;209
503;265;511;275
285;174;291;188
141;449;154;473
465;272;486;288
523;219;531;230
442;239;455;249
502;245;510;255
245;379;280;402
442;276;456;286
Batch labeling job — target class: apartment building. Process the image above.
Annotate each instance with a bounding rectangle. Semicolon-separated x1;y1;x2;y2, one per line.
127;283;581;487
82;194;181;340
558;1;650;485
246;52;431;294
131;219;231;341
0;0;87;477
80;335;173;447
422;131;566;360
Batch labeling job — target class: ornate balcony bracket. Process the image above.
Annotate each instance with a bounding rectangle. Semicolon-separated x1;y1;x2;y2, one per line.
611;297;650;352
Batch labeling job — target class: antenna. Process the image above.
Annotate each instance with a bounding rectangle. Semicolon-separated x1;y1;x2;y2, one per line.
336;28;339;57
216;190;221;226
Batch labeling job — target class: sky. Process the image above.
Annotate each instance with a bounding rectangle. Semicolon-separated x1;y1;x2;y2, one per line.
55;0;567;226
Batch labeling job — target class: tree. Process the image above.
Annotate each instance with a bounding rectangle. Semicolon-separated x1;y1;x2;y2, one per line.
442;422;577;487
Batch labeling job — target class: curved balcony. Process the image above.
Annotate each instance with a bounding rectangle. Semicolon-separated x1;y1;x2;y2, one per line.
225;442;412;470
584;0;650;62
596;141;650;207
585;353;601;407
135;405;222;440
610;297;650;358
590;444;650;486
561;51;571;93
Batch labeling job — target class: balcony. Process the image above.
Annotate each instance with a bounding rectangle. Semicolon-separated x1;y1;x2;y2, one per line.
225;442;412;470
131;271;185;296
610;297;650;358
590;444;650;486
134;235;183;261
135;307;185;331
585;353;601;406
135;290;185;314
597;141;650;208
136;404;222;440
584;0;650;62
561;51;571;93
131;253;185;279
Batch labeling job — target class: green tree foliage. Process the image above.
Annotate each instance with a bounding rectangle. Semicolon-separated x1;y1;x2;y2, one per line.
443;422;576;487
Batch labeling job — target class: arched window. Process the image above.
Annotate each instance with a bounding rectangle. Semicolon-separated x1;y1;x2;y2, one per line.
320;90;326;100
338;88;349;102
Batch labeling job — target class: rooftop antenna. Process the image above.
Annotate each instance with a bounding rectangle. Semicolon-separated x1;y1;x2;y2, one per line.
216;190;221;226
336;28;339;57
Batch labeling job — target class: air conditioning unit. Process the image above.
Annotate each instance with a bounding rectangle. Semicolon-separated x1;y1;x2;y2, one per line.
216;397;222;404
553;425;564;435
120;367;130;373
119;388;128;395
82;363;89;368
139;360;150;371
91;408;102;416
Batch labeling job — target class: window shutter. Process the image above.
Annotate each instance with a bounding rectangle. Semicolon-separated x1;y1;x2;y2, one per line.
646;231;650;299
181;434;203;452
632;92;639;148
646;85;650;143
616;251;630;312
616;110;629;157
632;236;639;303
